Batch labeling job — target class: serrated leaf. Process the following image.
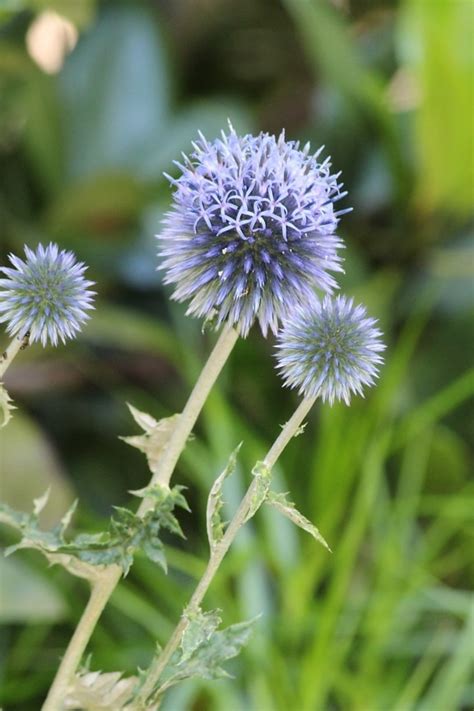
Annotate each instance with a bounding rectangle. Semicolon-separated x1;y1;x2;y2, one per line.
266;491;331;552
131;483;190;539
180;608;222;663
206;444;242;551
142;537;167;573
155;613;258;697
0;498;100;582
121;404;180;477
0;382;16;428
0;485;189;579
131;483;190;512
64;669;146;710
242;460;272;525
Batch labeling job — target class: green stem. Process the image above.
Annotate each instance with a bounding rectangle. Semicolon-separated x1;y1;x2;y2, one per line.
0;332;29;379
42;324;239;711
138;396;316;706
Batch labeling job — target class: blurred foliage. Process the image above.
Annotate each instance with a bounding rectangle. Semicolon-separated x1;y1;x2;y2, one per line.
0;0;473;709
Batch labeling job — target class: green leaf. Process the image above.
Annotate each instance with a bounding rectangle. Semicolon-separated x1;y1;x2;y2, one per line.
0;495;100;581
71;486;188;575
242;460;272;525
266;491;331;552
155;611;258;696
121;404;181;478
141;537;167;572
206;443;242;551
180;608;222;663
0;484;189;578
0;382;15;428
131;483;190;538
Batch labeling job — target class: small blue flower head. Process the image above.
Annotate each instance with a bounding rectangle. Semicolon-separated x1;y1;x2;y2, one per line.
276;295;385;405
159;124;348;336
0;243;95;347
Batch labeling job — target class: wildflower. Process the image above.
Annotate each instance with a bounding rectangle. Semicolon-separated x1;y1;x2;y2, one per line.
159;125;348;336
276;295;385;405
0;243;95;346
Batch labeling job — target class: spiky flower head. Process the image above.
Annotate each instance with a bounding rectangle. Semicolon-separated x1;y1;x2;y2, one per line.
0;243;95;346
159;124;348;336
276;295;385;405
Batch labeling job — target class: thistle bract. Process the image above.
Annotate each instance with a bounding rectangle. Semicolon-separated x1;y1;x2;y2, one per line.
159;125;348;336
276;296;385;405
0;243;95;347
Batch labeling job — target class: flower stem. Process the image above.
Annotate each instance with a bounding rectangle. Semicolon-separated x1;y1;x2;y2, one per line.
0;332;29;379
42;572;120;711
138;324;239;514
42;324;239;711
137;396;316;706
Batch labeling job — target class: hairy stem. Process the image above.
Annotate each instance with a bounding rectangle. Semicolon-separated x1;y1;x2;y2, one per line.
138;396;316;705
0;332;29;379
42;324;239;711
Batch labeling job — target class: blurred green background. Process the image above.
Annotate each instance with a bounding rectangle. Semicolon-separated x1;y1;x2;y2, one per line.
0;0;473;709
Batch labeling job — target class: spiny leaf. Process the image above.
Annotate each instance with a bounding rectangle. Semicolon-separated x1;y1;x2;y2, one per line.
266;491;331;551
64;669;147;710
293;422;307;437
141;537;167;571
0;485;190;578
131;483;190;512
69;486;189;575
206;443;242;550
0;498;100;582
131;484;190;541
121;404;180;477
0;382;16;428
154;612;258;697
33;487;51;516
242;460;272;525
60;499;79;536
126;403;159;433
180;608;222;662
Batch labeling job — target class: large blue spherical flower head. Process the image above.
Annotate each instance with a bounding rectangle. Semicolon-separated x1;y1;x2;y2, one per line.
158;125;348;336
0;243;95;347
276;295;385;405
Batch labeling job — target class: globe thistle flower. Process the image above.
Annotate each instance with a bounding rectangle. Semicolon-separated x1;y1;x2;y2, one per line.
0;243;95;347
276;296;385;405
159;125;349;336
